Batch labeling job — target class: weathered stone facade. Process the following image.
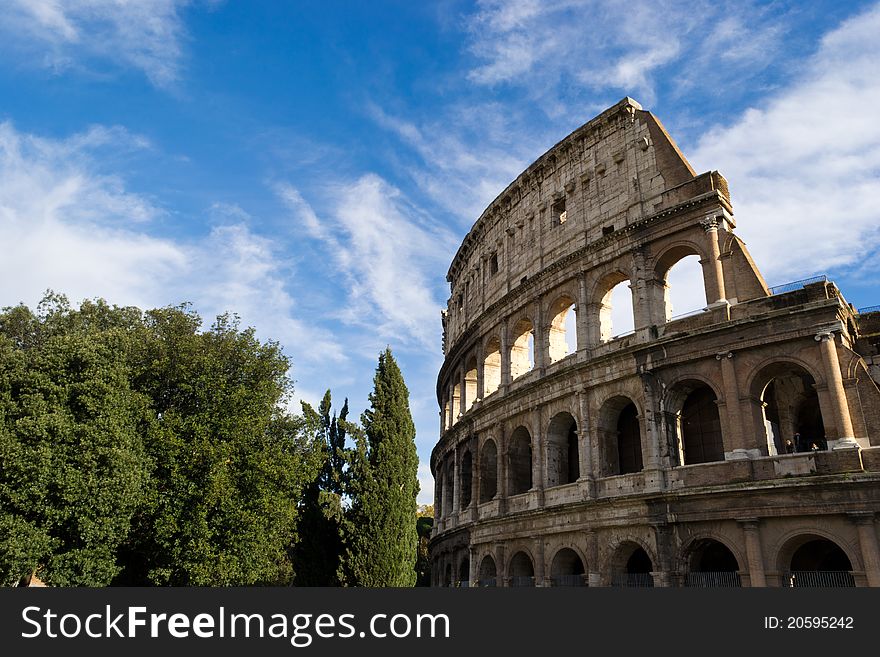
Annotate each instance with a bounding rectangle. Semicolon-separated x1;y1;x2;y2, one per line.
430;98;880;587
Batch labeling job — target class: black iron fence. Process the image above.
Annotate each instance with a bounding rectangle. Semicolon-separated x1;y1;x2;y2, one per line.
785;571;855;587
684;571;742;588
767;275;827;295
610;573;654;588
551;574;587;587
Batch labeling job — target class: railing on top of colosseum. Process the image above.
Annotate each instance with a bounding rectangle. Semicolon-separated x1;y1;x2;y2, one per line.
784;571;855;587
668;307;708;322
767;275;828;295
684;571;742;588
610;573;654;588
857;305;880;314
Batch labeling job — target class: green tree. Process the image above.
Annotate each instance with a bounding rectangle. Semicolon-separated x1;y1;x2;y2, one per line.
291;390;348;585
342;348;419;587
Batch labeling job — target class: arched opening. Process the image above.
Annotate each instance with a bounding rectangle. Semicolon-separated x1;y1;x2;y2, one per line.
785;537;855;587
548;295;577;363
655;248;707;321
458;557;470;587
479;440;498;503
444;563;453;587
599;397;643;476
550;548;586;587
510;318;535;379
435;468;443;518
483;338;501;397
464;357;478;412
611;544;654;588
443;460;454;517
598;275;634;342
443;400;451;431
509;551;535;587
685;539;741;587
753;362;826;455
451;381;461;425
508;426;533;495
460;450;473;509
671;383;724;465
477;555;497;587
546;412;579;487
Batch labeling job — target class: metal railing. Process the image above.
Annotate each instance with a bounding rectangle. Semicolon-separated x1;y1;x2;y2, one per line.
857;305;880;314
768;275;827;295
685;571;742;588
551;574;587;587
785;571;855;587
455;580;470;588
611;573;654;588
668;307;707;322
476;577;496;587
510;576;536;587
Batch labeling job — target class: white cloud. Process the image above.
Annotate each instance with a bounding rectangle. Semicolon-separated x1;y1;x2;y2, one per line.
2;0;190;87
278;175;457;353
689;3;880;283
465;0;789;105
0;120;345;385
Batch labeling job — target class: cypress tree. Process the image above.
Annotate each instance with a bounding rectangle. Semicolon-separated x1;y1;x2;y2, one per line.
343;348;419;586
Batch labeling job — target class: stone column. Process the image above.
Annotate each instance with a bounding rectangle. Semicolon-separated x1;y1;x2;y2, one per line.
700;216;727;303
497;425;508;515
452;446;460;514
738;519;766;587
533;298;546;374
460;369;468;416
577;389;596;494
496;543;508;587
432;464;441;530
469;546;478;587
849;512;880;587
532;406;545;507
475;341;484;407
717;351;749;458
470;437;480;521
816;331;857;446
534;537;547;587
500;320;511;391
576;274;590;355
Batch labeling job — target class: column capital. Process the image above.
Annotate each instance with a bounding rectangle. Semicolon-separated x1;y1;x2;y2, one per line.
815;331;835;342
715;350;734;360
700;215;720;232
737;517;761;530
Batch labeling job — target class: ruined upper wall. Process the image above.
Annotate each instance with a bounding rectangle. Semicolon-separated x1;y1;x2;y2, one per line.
443;97;729;352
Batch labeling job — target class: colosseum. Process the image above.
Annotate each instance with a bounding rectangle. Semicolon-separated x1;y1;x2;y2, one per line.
429;97;880;588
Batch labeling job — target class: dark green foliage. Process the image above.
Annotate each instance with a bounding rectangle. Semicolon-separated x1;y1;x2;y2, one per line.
291;391;348;586
342;348;419;587
0;293;323;586
415;515;434;587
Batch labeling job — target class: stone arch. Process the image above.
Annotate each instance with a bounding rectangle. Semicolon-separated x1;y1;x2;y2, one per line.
479;438;498;502
598;395;643;476
546;411;579;486
510;317;535;380
463;355;478;412
547;293;578;363
748;359;827;455
550;547;586;586
775;532;857;588
443;562;453;587
483;336;501;397
652;242;709;321
477;554;497;587
680;536;743;587
460;449;473;509
508;550;535;587
593;270;634;342
507;426;533;495
607;539;655;588
665;378;724;465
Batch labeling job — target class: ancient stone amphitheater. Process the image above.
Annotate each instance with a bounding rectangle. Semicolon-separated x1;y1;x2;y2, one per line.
429;98;880;588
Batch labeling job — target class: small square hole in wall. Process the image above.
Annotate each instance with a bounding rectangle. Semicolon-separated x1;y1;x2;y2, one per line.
490;253;499;275
552;198;567;226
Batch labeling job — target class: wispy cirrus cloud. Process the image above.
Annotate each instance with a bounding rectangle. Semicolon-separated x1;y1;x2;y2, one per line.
1;0;192;87
465;0;792;108
690;2;880;284
277;176;457;353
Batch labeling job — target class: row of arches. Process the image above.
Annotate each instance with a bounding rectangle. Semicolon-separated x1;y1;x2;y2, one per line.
443;252;710;430
442;536;855;588
436;360;831;518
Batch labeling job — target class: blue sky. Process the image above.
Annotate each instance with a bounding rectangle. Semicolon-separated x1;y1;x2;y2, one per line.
2;1;879;505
